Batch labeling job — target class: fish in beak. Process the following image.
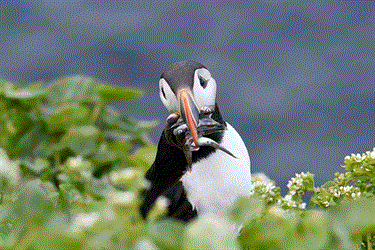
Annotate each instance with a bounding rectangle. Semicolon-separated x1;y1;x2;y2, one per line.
177;89;200;149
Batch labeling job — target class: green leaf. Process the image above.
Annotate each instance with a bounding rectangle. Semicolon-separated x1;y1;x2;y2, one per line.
304;174;315;191
149;220;185;250
229;196;264;224
46;104;90;133
327;197;375;248
184;215;240;250
12;180;54;226
0;78;14;95
46;75;100;106
11;124;52;160
59;125;102;156
84;178;109;200
5;88;45;100
6;105;32;136
238;206;293;249
20;159;49;176
321;181;336;190
287;210;328;250
125;145;157;169
97;84;143;103
91;142;117;166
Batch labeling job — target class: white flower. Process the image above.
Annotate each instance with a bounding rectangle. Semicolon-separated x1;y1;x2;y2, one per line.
80;170;92;179
71;212;99;233
109;191;135;205
110;168;137;184
284;195;292;201
0;148;20;187
156;196;170;209
67;156;83;169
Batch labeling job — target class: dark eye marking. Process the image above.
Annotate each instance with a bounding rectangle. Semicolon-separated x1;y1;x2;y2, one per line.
199;75;208;88
161;86;166;98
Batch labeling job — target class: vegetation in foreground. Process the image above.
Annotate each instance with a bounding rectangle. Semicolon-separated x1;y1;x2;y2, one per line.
0;76;374;249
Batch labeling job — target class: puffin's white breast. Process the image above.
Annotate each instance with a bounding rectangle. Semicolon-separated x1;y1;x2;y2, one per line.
180;123;252;217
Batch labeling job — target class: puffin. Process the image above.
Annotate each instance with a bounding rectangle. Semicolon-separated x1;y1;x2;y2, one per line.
140;61;251;232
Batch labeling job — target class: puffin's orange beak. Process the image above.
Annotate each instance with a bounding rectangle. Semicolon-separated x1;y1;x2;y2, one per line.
177;89;199;147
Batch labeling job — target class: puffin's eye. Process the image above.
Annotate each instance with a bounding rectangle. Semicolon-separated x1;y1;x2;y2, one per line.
161;86;166;99
199;75;208;88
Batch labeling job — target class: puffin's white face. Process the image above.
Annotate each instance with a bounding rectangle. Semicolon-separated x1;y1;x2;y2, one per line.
159;68;217;114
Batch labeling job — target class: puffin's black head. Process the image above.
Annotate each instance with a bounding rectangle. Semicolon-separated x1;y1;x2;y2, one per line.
159;61;218;146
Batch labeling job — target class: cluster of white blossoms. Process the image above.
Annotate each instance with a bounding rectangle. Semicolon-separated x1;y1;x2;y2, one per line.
329;185;361;199
279;195;306;210
345;147;375;162
251;173;279;203
287;172;313;192
281;172;314;210
251;172;310;210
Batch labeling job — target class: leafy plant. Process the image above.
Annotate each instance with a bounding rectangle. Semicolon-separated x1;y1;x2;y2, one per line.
0;75;374;249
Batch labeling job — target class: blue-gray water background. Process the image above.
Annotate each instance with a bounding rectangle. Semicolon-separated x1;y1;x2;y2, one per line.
1;1;374;195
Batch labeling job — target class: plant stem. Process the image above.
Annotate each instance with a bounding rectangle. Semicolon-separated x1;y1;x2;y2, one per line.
54;152;61;167
90;100;104;125
33;100;44;121
15;228;37;250
368;233;372;250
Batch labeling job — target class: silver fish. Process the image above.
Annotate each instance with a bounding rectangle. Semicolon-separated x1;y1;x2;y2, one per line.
184;136;237;171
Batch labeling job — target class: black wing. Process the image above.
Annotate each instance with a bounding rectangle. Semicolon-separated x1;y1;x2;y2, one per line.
140;130;197;222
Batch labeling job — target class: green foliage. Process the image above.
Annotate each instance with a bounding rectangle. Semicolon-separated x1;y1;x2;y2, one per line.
0;75;374;249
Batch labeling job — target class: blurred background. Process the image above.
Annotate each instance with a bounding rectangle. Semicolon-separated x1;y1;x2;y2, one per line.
0;1;374;195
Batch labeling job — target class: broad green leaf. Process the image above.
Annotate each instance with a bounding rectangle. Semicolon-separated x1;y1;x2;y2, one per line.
97;84;143;103
304;174;315;191
26;81;44;91
46;75;100;106
91;142;117;166
238;206;293;249
149;220;185;250
20;159;50;177
5;88;45;100
11;124;53;160
184;215;240;250
46;104;90;133
321;181;336;190
6;105;32;135
327;197;375;248
36;212;83;250
84;178;109;200
229;196;264;224
59;125;102;156
0;79;14;95
12;180;54;226
125;145;157;169
285;210;328;250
